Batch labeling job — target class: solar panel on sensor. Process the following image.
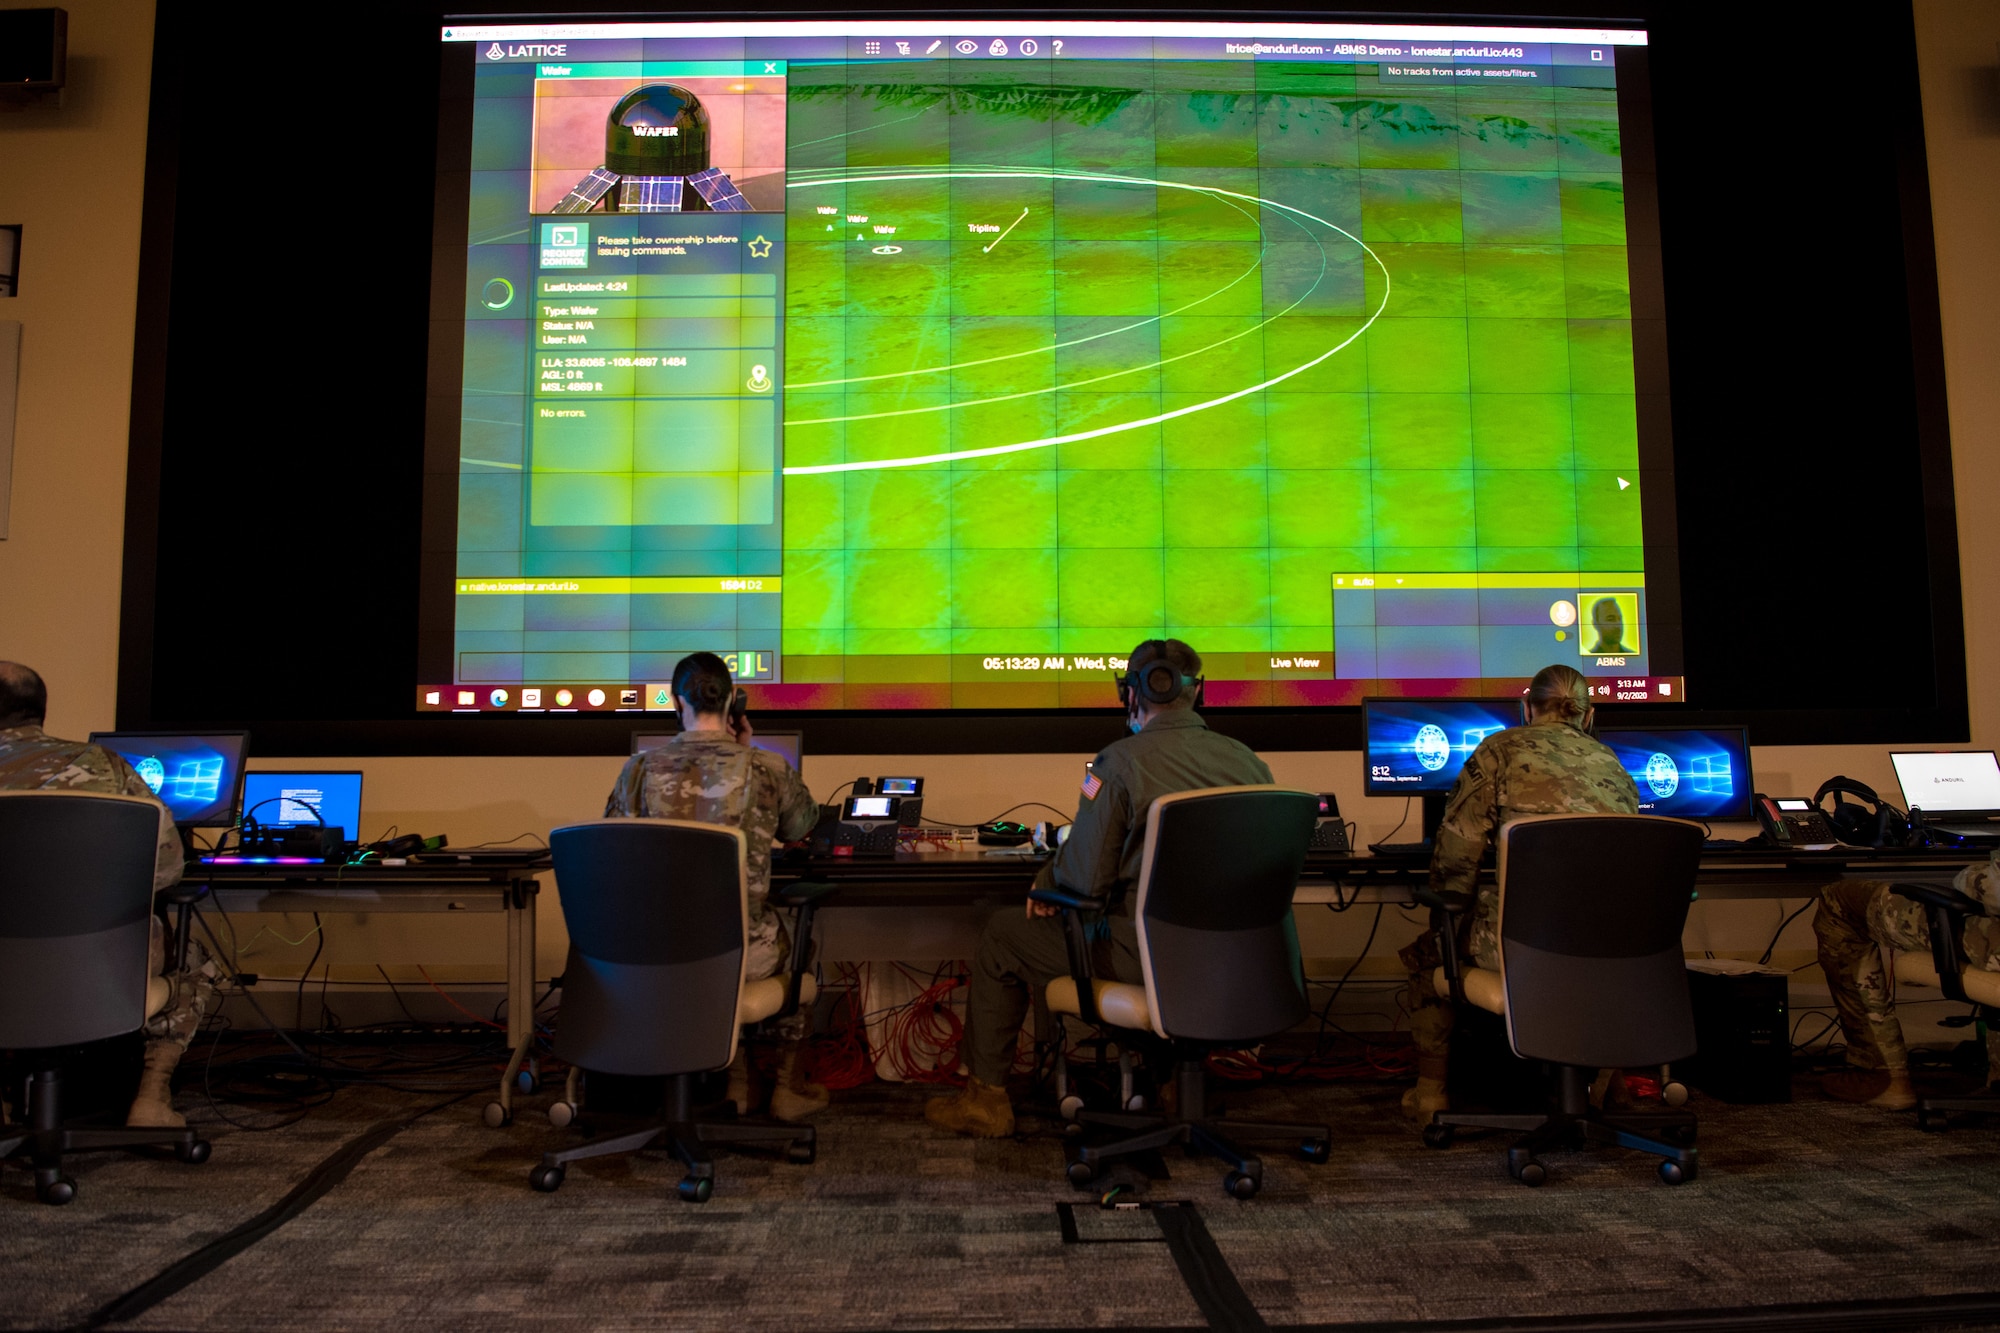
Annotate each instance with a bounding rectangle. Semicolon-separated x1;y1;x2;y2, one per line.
551;167;619;214
686;167;752;212
619;175;685;212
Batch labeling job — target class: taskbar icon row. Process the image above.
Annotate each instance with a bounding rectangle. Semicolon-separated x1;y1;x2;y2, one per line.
418;684;684;713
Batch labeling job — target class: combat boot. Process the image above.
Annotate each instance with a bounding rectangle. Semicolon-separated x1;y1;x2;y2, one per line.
724;1046;759;1116
126;1038;187;1128
1823;1067;1917;1110
924;1077;1015;1138
768;1040;831;1121
1400;1052;1450;1123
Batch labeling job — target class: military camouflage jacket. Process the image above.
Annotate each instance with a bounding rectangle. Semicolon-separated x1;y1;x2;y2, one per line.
1428;718;1639;905
0;724;185;891
604;730;820;939
1035;709;1274;909
1951;850;2000;967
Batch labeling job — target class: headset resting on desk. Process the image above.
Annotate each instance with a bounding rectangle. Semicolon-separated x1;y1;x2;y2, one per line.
1813;775;1912;849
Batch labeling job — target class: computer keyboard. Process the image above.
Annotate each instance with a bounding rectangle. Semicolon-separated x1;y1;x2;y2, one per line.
1369;841;1431;856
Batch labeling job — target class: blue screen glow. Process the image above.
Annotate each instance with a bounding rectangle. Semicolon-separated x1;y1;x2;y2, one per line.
1363;699;1523;796
1597;728;1753;819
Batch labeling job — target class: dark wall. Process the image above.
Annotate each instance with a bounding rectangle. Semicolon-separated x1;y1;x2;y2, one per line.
120;2;1963;754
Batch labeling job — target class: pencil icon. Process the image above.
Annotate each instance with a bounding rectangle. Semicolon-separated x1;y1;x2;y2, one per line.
925;39;942;53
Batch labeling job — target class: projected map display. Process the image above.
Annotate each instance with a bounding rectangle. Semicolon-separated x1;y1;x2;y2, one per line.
426;20;1683;713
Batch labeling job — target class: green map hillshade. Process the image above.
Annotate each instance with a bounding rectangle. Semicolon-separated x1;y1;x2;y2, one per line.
776;58;1642;680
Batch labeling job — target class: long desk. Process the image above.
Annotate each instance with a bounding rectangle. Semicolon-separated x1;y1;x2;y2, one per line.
775;845;1978;905
187;857;549;1126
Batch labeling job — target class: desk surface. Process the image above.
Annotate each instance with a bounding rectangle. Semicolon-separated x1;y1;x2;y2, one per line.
773;844;1978;906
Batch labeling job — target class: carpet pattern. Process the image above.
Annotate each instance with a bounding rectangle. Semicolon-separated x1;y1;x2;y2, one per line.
7;1071;2000;1331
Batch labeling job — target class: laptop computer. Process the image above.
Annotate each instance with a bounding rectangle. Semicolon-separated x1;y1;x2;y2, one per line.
240;771;364;844
1890;751;2000;842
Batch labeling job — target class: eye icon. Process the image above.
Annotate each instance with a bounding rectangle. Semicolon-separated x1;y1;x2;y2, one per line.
955;39;978;54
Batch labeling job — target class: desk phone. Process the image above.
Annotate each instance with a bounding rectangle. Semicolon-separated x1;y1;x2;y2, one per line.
1755;795;1839;848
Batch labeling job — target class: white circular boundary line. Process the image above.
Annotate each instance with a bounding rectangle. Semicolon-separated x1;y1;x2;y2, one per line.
778;167;1390;476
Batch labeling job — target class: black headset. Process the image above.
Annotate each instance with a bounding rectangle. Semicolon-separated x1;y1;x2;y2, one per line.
1115;656;1202;709
1813;775;1911;848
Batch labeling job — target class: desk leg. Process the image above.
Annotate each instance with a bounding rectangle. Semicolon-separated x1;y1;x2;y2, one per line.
488;880;539;1129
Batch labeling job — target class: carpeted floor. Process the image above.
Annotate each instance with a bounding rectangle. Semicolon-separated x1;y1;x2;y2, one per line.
8;1064;2000;1332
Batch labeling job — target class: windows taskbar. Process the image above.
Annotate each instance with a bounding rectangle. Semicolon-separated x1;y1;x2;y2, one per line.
417;675;1687;713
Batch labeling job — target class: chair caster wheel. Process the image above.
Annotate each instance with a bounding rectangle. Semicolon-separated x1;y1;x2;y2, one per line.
516;1061;540;1095
1421;1123;1455;1149
1066;1159;1097;1187
37;1176;77;1206
1224;1171;1259;1200
1124;1094;1147;1112
1661;1081;1689;1108
175;1138;212;1165
786;1141;816;1165
548;1101;576;1129
483;1102;512;1129
677;1176;713;1203
1058;1094;1085;1121
1298;1138;1331;1163
1658;1159;1693;1185
529;1164;565;1193
1513;1159;1548;1187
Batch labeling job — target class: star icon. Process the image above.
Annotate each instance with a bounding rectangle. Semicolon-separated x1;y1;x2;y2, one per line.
747;235;773;259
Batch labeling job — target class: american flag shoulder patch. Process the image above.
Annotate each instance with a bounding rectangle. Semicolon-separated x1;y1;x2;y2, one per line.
1081;772;1102;799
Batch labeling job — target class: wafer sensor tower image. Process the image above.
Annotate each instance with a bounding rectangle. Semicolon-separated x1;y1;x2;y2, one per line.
550;84;753;213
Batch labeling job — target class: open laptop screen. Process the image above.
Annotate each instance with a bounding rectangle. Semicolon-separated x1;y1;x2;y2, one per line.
241;771;364;841
1890;751;2000;818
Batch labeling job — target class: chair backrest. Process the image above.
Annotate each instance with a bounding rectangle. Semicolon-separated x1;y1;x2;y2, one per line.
549;818;748;1077
1495;813;1704;1068
1133;786;1318;1042
0;791;162;1049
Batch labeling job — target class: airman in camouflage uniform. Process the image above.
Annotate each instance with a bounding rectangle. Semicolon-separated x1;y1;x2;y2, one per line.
603;730;820;983
600;652;824;1119
1398;664;1637;1120
0;662;218;1128
927;639;1275;1138
1814;854;2000;1108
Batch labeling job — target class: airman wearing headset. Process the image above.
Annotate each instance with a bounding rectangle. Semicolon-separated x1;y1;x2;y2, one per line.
926;638;1273;1138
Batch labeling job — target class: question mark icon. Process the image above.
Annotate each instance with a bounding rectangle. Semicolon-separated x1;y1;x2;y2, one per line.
1052;38;1063;55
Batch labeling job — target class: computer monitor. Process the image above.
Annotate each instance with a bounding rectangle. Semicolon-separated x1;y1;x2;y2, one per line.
1890;751;2000;818
1361;698;1522;842
240;771;364;842
1596;726;1754;820
631;728;804;773
88;730;249;828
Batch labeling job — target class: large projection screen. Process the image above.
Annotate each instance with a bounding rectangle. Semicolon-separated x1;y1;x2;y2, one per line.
420;18;1682;719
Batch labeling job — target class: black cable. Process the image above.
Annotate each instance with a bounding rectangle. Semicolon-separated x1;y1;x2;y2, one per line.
376;965;423;1026
1311;904;1383;1057
926;800;1076;829
295;912;325;1031
818;775;873;806
1374;798;1413;845
1759;899;1816;966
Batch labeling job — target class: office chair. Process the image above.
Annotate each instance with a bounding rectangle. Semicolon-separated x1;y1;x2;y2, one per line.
1419;813;1703;1187
1884;882;2000;1130
0;792;211;1205
1034;786;1331;1199
530;819;822;1201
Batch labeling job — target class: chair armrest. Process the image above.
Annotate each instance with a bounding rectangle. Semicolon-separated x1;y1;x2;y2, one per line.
770;880;839;909
1889;882;1980;1005
773;881;838;1020
1027;887;1109;913
158;881;209;907
1027;889;1110;1026
1412;886;1474;1007
1411;885;1473;915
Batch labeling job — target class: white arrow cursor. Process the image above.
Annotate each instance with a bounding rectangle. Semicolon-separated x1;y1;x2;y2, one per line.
1616;477;1630;490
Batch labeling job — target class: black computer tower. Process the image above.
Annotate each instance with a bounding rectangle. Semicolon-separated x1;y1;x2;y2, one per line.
1680;965;1791;1103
